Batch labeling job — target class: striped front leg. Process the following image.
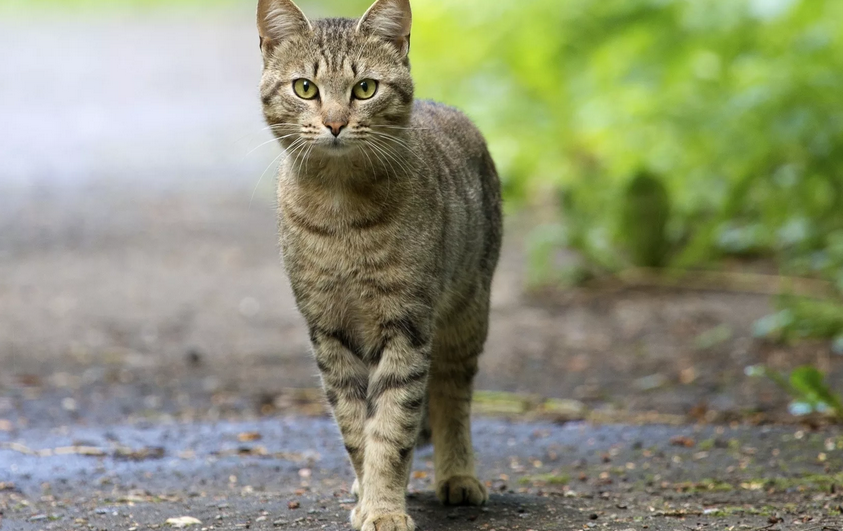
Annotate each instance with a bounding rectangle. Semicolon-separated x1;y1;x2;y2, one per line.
351;319;431;531
310;328;369;497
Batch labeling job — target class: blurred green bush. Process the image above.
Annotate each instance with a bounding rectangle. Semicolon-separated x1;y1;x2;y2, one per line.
410;0;843;337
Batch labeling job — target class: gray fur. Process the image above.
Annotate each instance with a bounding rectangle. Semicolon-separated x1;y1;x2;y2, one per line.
256;1;502;529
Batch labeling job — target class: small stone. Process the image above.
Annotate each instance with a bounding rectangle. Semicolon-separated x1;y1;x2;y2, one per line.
288;500;300;510
166;516;202;528
186;349;203;366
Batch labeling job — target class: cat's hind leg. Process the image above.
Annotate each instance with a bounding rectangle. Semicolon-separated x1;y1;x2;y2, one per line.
428;302;489;506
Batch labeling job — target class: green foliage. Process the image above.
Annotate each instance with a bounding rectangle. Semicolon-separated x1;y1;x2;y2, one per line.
746;364;843;418
410;0;843;306
753;296;843;343
618;171;671;267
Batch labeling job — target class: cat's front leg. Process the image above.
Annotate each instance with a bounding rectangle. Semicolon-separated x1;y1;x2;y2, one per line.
309;328;369;497
351;320;431;531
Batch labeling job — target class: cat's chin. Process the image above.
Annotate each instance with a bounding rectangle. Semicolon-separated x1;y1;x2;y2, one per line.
315;140;356;157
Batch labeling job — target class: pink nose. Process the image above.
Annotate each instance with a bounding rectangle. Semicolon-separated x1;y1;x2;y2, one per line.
324;120;348;137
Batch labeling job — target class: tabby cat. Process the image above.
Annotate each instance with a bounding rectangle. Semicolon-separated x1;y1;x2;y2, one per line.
256;0;502;529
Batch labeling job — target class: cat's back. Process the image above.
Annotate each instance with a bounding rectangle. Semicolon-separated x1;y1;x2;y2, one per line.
409;100;502;284
410;99;500;209
411;100;491;164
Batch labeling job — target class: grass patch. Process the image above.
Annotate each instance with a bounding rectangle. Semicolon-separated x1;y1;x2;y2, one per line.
763;472;843;491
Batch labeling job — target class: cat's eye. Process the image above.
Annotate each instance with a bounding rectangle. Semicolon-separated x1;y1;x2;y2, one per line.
293;79;318;100
352;79;378;100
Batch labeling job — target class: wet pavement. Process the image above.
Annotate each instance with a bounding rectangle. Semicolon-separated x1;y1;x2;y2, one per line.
3;417;843;530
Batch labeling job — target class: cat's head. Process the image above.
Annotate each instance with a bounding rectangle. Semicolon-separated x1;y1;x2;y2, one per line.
257;0;414;159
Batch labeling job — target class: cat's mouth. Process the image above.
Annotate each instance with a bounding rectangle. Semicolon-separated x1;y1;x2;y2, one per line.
314;136;354;155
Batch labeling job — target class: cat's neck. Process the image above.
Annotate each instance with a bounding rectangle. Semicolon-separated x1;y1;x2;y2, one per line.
279;148;412;224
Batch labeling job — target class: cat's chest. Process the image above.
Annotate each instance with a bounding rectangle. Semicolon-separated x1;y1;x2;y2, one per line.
280;216;413;346
278;182;408;270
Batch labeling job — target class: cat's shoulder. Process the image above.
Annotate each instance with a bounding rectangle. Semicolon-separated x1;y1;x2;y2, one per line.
411;100;486;146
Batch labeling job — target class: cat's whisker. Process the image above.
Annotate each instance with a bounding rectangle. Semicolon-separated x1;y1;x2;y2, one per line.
363;139;392;181
250;137;306;208
364;143;392;199
356;144;377;183
369;132;431;171
291;139;312;180
368;136;415;177
368;130;420;153
234;123;300;145
369;124;429;131
245;133;299;156
303;143;315;176
367;130;416;151
366;138;405;194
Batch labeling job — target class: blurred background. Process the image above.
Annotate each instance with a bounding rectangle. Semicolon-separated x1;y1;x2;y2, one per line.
1;0;842;431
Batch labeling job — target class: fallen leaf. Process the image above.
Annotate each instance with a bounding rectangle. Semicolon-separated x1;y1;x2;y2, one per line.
669;436;695;448
0;419;12;432
288;500;300;509
238;431;262;442
114;446;165;460
166;516;202;528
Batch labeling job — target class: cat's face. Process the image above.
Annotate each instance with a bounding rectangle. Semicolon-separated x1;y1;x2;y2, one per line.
258;0;414;159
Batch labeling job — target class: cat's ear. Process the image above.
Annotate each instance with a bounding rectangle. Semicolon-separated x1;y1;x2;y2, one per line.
257;0;311;52
357;0;412;57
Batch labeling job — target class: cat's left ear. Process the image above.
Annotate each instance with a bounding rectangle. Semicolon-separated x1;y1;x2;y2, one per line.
357;0;412;57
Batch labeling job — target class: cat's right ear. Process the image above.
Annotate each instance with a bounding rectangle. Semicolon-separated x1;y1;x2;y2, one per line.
257;0;311;53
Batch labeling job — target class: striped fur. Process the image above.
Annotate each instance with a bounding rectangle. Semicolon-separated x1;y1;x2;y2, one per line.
257;1;502;529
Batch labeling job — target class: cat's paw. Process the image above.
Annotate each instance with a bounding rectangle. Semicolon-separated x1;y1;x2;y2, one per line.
361;513;415;531
350;504;366;530
352;477;362;499
436;475;488;506
351;505;414;531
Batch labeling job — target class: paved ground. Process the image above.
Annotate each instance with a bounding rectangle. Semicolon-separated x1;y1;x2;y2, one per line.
2;5;843;531
3;418;843;530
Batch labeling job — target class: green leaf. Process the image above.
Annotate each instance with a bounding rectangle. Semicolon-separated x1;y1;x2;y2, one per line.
789;366;843;418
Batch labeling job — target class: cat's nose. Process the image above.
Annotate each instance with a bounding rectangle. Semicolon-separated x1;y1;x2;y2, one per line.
323;120;348;137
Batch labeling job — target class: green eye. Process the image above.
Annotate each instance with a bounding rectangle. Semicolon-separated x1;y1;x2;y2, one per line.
352;79;378;100
293;79;318;100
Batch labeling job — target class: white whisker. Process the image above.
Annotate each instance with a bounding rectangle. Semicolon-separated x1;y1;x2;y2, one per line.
368;136;414;177
369;131;430;170
245;133;299;156
250;137;305;208
234;123;300;145
369;124;429;131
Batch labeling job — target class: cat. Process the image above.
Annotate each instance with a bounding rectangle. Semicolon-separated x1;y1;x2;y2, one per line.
256;1;502;529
